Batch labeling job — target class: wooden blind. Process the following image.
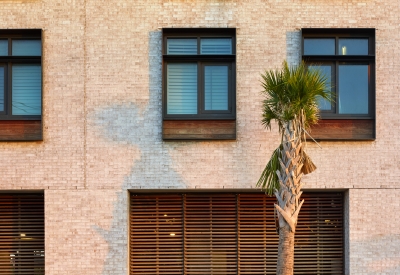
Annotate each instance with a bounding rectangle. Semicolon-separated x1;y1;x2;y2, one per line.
0;193;45;275
237;193;278;274
184;193;237;275
130;192;343;275
130;194;183;274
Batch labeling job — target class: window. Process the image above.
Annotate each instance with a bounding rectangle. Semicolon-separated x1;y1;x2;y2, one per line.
130;192;344;274
302;29;375;140
0;193;45;274
162;29;236;140
0;30;42;141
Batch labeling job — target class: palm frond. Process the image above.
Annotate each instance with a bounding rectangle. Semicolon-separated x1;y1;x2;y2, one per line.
258;61;330;194
301;151;317;175
256;146;282;195
260;61;332;132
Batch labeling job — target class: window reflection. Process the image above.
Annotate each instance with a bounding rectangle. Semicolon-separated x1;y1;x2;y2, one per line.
304;38;335;55
338;65;369;114
0;40;7;55
338;39;368;55
309;65;332;111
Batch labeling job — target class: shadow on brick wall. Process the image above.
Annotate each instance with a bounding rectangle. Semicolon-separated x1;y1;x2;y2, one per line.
90;30;186;274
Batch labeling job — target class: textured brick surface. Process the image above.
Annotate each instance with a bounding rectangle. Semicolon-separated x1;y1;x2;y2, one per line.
0;0;399;274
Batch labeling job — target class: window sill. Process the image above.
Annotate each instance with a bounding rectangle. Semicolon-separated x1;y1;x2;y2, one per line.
309;119;375;141
0;120;42;141
163;120;236;140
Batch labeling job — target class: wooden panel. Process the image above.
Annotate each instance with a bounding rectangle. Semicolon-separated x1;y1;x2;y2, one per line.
294;193;344;274
130;194;184;275
309;119;374;140
163;120;236;140
0;120;42;141
238;194;277;274
0;193;45;275
130;192;344;275
184;194;237;275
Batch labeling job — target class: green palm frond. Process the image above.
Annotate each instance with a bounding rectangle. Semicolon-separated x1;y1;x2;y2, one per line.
258;61;331;194
261;61;331;132
256;145;282;195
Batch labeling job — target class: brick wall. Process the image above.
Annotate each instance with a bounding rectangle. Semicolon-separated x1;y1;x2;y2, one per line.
0;0;399;274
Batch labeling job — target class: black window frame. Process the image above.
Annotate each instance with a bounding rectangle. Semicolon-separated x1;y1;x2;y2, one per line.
302;28;375;120
0;29;42;121
162;28;236;120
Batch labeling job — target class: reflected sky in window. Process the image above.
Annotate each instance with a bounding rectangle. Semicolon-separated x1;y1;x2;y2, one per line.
338;65;369;114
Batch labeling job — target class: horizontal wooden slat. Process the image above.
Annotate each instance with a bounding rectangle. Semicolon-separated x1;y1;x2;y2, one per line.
163;120;236;140
309;119;374;140
130;192;343;275
184;194;237;275
130;195;184;275
0;194;44;275
0;120;42;141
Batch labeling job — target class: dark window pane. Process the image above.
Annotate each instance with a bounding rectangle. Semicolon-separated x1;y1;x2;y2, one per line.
0;40;8;56
309;65;332;111
200;38;232;54
167;63;197;114
338;65;369;114
12;40;41;56
339;39;368;55
167;39;197;55
0;67;4;111
204;66;229;110
12;64;42;115
304;38;335;55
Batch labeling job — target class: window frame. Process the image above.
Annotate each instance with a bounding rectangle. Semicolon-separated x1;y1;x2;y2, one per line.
302;28;375;120
0;29;42;121
162;28;236;120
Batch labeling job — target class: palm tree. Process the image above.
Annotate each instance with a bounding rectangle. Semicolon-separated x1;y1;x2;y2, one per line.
257;61;330;275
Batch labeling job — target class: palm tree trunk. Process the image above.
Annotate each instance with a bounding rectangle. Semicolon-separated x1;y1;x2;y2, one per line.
274;116;307;275
276;226;295;275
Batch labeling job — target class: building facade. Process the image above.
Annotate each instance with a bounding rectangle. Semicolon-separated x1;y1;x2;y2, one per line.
0;0;399;274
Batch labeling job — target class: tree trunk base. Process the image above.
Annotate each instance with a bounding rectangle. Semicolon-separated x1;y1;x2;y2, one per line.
276;226;295;275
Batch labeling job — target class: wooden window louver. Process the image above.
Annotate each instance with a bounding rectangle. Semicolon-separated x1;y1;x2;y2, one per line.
130;192;343;275
0;193;45;274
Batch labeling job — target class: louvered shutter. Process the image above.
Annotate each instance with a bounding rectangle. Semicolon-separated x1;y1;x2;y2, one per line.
12;64;42;115
237;194;278;274
130;194;184;274
200;39;232;55
0;193;45;275
167;39;197;55
184;193;237;275
204;66;229;111
130;192;343;275
167;63;198;115
294;193;343;274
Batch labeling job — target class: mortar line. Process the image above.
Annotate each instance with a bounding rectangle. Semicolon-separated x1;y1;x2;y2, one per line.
83;0;87;189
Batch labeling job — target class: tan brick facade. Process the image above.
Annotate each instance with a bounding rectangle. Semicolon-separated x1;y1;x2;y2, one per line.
0;0;399;274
